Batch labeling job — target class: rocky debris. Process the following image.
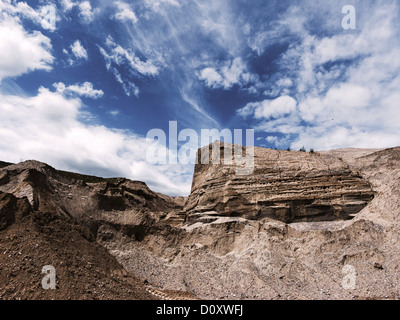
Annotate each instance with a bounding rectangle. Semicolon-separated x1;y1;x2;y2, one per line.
163;210;187;226
0;190;154;300
145;286;198;300
0;193;31;231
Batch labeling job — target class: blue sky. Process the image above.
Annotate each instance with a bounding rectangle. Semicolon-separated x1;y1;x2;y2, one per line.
0;0;400;196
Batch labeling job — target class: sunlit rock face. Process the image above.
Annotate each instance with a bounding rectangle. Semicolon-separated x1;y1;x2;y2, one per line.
185;143;375;224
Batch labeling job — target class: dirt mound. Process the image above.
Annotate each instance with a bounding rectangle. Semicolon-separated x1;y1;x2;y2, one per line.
0;190;154;300
0;160;192;300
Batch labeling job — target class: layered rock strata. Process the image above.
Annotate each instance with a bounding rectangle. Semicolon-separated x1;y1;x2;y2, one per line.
185;142;375;224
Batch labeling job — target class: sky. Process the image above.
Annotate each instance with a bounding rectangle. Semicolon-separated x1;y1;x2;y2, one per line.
0;0;399;196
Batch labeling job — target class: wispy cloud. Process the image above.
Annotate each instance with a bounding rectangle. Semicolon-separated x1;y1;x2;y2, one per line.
53;82;104;99
98;35;166;97
100;36;164;77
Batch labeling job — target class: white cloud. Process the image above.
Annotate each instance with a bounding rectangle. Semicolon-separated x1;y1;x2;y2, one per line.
292;127;400;152
0;87;192;196
0;0;39;21
113;1;138;24
198;57;255;90
292;3;400;150
0;14;54;81
70;40;88;60
198;68;223;88
298;84;371;124
0;0;57;31
63;40;88;66
53;82;104;99
265;135;290;148
38;4;57;32
61;0;76;12
266;136;278;144
108;110;120;117
240;1;400;151
78;1;95;23
60;0;96;23
238;96;297;120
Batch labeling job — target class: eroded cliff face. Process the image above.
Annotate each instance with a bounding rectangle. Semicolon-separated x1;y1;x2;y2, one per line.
185;143;375;224
0;161;183;240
